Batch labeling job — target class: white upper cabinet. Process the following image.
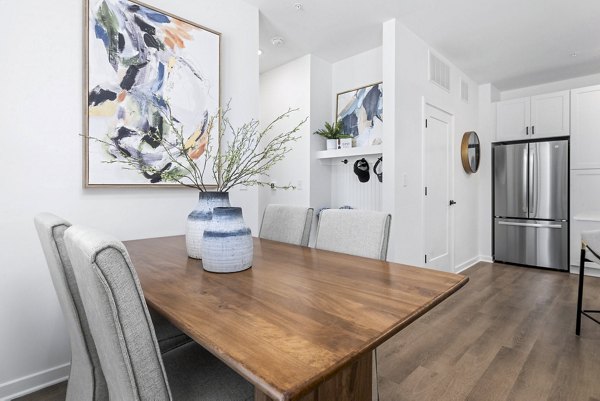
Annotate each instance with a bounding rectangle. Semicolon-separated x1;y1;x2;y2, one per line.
496;90;570;141
496;97;530;141
530;90;570;138
571;85;600;170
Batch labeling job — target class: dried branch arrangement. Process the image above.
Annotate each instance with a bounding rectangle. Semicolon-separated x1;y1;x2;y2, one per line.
89;102;305;192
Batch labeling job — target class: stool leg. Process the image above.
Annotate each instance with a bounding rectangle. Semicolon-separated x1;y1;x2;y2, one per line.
576;248;586;336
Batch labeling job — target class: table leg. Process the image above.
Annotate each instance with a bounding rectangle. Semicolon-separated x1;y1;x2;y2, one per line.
576;247;586;336
255;351;373;401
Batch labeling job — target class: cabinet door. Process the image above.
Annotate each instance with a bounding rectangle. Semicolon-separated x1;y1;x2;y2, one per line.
572;85;600;169
570;169;600;273
530;90;570;138
496;97;530;141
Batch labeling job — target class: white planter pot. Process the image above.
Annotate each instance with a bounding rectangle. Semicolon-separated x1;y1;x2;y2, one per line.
339;138;353;149
326;139;338;150
202;207;253;273
185;192;230;259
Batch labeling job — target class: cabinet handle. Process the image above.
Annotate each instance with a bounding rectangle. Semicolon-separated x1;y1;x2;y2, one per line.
526;126;529;135
532;125;535;135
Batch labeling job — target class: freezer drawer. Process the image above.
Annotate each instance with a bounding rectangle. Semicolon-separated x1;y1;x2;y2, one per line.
494;218;568;271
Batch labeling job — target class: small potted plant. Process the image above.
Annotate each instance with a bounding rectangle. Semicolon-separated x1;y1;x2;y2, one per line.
313;121;353;150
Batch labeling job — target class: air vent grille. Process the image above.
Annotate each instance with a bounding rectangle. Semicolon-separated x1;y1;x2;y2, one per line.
429;51;450;91
460;78;469;103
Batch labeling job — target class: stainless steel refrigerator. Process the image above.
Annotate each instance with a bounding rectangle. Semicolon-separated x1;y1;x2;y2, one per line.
493;139;569;271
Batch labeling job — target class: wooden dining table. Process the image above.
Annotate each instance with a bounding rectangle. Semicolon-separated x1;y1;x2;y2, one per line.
125;236;468;401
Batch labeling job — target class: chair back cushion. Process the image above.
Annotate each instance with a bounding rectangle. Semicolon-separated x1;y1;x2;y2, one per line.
64;225;171;401
34;213;108;400
315;209;391;260
259;204;314;246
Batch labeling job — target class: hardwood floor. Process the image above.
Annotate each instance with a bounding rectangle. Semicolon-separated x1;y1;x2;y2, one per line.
13;381;66;401
377;262;600;401
15;262;600;401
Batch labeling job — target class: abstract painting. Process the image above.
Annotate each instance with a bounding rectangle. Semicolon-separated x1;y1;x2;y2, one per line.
336;82;383;148
85;0;220;186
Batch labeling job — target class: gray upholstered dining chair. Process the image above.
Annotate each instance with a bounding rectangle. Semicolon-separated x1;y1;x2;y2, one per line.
34;213;191;401
314;209;391;260
64;224;253;401
314;208;391;400
259;204;314;246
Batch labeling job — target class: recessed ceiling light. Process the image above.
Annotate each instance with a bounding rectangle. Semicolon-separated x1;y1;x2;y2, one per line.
271;37;285;47
257;49;263;56
571;53;578;57
293;3;303;11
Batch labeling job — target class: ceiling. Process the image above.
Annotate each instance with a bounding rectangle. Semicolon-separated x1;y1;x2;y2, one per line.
245;0;600;90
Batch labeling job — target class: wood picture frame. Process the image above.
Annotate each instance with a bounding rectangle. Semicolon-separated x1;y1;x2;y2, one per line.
84;0;221;188
335;81;383;148
461;131;480;174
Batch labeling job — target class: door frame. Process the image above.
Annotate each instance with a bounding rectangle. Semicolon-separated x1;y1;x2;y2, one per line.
421;100;456;272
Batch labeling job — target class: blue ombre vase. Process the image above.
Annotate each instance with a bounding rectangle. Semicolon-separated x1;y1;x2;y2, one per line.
202;207;253;273
185;192;231;259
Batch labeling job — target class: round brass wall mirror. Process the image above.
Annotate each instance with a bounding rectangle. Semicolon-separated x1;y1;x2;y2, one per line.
461;131;480;174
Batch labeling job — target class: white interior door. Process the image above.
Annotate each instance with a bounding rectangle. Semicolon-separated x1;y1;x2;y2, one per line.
423;104;454;272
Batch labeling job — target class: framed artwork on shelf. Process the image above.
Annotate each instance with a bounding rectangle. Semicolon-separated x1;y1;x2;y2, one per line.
84;0;220;187
336;82;383;148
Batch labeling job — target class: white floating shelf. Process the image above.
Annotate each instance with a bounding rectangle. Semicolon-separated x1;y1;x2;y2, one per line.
316;145;383;160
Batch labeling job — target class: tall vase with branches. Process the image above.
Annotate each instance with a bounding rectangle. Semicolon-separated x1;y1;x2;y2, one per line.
90;102;305;260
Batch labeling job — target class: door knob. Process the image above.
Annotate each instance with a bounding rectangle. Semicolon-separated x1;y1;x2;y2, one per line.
449;200;457;206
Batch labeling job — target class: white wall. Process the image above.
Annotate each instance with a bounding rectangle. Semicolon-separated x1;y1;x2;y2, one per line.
258;54;332;243
259;22;483;271
330;47;384;211
258;55;312;211
382;20;398;258
0;0;259;398
500;72;600;100
332;47;383;115
259;48;384;222
477;83;500;261
309;56;334;213
383;19;481;270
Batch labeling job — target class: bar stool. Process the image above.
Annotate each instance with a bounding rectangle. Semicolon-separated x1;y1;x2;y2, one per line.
576;230;600;335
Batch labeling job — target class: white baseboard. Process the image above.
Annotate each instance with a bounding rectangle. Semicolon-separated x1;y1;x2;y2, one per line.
478;255;597;276
0;363;69;401
455;256;480;273
478;255;494;263
455;255;494;274
570;265;600;278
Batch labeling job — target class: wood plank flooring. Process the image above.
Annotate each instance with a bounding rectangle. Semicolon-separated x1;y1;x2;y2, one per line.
13;381;66;401
15;262;600;401
377;262;600;401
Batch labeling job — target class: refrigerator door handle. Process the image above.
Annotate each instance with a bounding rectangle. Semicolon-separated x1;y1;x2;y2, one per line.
498;221;563;229
528;145;537;217
522;146;528;214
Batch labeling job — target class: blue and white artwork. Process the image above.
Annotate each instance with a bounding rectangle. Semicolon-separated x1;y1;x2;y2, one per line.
86;0;220;186
336;82;383;147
